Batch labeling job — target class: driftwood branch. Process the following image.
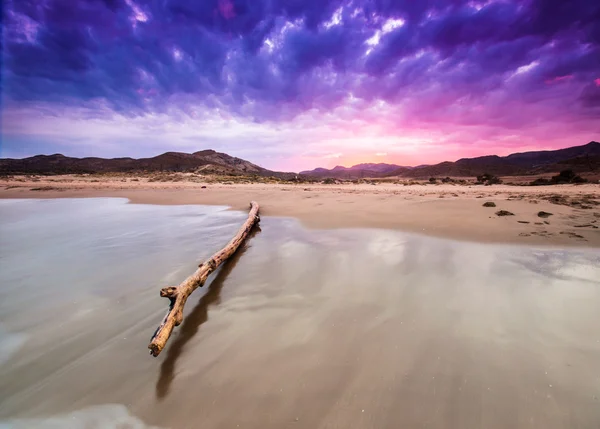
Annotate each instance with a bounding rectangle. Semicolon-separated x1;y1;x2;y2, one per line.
149;201;260;356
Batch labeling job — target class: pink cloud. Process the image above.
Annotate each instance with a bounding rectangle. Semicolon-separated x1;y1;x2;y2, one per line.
4;85;599;173
595;78;600;87
545;75;574;84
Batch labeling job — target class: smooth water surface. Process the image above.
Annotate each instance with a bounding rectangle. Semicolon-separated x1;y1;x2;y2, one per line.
0;198;599;429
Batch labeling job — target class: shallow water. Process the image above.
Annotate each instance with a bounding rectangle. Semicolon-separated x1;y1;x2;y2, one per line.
1;198;599;429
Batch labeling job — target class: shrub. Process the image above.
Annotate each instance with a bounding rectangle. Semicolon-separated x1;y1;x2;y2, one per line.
553;169;576;183
476;173;502;185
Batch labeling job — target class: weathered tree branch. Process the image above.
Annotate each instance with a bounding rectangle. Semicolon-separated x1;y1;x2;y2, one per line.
149;201;260;356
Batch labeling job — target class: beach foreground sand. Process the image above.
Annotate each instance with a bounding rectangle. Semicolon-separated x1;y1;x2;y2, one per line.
1;175;599;247
1;199;600;429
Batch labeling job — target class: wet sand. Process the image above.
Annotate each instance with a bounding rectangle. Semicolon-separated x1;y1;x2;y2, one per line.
1;176;599;247
1;199;600;429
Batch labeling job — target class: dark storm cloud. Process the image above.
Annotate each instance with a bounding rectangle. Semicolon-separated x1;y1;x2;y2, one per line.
3;0;600;122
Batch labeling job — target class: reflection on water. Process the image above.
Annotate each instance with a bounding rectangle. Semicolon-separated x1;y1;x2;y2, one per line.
0;198;599;429
0;404;163;429
0;326;27;366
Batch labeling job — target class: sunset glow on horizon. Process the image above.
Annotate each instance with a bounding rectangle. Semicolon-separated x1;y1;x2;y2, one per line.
2;0;599;172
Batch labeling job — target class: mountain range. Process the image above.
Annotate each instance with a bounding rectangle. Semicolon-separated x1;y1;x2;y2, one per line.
1;141;598;179
300;141;600;178
0;149;296;179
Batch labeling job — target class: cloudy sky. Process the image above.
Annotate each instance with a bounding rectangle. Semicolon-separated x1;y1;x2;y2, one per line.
2;0;599;172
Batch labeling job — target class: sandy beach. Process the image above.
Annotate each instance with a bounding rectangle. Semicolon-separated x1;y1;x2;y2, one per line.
1;175;599;247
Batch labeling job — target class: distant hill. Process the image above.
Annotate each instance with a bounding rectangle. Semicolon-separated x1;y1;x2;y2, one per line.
300;162;411;178
0;150;296;179
302;142;600;179
400;141;600;178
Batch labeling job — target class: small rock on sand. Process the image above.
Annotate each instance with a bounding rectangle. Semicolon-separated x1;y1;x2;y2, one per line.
496;210;514;216
518;221;530;224
483;202;496;207
537;211;553;218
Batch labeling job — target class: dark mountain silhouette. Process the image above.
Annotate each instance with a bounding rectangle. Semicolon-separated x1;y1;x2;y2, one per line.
0;149;296;178
398;141;600;177
2;142;598;179
302;142;600;178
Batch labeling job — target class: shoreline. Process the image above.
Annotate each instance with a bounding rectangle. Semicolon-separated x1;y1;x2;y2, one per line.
1;176;599;247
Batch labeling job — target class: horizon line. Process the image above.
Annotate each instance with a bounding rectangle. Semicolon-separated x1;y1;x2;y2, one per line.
1;140;598;174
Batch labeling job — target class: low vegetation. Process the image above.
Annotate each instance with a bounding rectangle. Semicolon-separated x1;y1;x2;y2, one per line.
529;169;587;186
30;186;58;191
425;176;468;185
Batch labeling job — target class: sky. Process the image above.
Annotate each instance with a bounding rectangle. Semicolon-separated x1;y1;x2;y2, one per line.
1;0;600;172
